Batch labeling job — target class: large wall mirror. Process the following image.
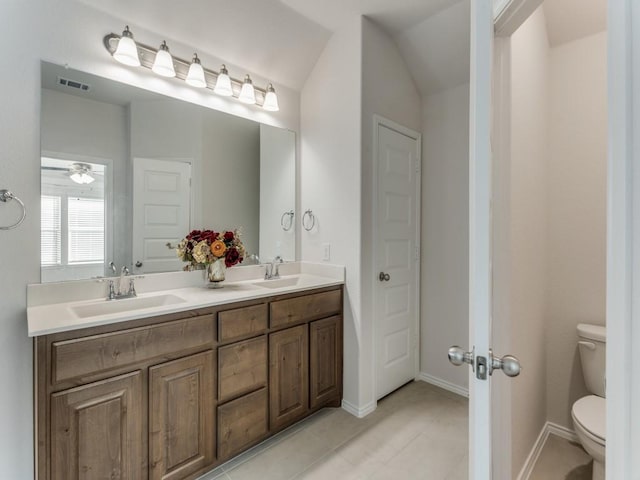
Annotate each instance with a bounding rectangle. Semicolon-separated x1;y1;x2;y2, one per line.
40;61;296;283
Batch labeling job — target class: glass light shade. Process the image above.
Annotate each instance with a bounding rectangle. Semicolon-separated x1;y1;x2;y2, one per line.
70;172;95;185
214;65;233;96
152;41;176;77
186;54;206;88
113;27;140;67
263;84;279;111
239;75;256;104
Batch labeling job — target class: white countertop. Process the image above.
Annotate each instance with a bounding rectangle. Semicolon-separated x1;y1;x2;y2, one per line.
27;262;344;337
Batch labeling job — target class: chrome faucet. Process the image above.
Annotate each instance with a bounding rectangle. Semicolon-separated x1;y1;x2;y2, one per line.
264;256;284;280
106;265;137;300
119;266;130;295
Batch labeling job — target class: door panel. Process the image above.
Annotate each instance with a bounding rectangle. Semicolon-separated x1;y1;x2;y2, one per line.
149;351;215;480
50;371;143;480
132;158;191;273
269;325;309;430
375;121;420;400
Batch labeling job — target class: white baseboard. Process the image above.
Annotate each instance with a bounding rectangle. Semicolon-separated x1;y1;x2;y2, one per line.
341;398;376;418
417;372;469;398
516;421;578;480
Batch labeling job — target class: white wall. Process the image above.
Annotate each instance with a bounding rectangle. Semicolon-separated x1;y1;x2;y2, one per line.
546;30;607;429
360;17;422;406
201;113;260;256
508;7;550;476
40;88;128;278
259;124;296;262
0;1;300;477
420;83;469;390
300;16;363;409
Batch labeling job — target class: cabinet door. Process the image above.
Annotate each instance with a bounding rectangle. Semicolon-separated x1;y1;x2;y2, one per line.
149;351;215;480
269;325;309;431
50;371;143;480
310;316;343;409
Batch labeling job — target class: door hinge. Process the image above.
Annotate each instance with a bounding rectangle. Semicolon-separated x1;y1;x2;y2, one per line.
414;246;420;261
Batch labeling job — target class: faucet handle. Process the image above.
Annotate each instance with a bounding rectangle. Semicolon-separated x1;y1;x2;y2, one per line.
121;265;130;276
128;278;137;297
107;280;116;300
264;264;272;280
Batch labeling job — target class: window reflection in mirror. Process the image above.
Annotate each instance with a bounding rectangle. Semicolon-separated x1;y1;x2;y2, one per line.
41;157;109;282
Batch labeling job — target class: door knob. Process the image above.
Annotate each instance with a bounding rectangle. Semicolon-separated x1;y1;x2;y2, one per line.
489;349;521;377
378;272;390;282
448;346;474;367
135;261;143;268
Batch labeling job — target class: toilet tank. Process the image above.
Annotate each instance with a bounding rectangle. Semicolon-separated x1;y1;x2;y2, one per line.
577;323;606;398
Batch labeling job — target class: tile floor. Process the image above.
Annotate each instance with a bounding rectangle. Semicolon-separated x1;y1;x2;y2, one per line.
528;434;592;480
199;381;468;480
198;381;591;480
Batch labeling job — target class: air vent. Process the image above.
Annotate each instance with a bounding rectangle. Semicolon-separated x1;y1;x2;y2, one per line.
57;76;91;92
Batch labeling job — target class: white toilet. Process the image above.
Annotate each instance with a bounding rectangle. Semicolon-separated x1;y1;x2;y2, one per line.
572;323;606;480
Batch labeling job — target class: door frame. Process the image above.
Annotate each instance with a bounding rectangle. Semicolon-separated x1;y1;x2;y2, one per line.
473;0;639;479
371;114;422;402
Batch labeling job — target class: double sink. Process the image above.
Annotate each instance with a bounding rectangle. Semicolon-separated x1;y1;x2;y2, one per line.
70;276;303;319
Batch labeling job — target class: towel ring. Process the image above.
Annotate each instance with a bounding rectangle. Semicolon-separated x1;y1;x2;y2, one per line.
0;189;26;230
280;210;294;231
302;209;315;231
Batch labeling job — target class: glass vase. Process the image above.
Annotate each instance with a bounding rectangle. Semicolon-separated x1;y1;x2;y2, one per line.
205;258;226;288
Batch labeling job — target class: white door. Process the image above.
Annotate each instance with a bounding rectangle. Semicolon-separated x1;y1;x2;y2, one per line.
467;1;495;478
374;118;421;400
132;158;191;273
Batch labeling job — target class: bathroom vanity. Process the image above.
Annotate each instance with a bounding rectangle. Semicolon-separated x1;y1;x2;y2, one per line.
30;267;344;480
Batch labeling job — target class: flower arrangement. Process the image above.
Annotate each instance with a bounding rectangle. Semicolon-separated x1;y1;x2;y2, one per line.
174;229;246;270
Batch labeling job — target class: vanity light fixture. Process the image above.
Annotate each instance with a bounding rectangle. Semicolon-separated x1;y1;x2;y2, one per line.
213;64;233;96
263;84;279;112
238;75;256;104
103;28;279;111
69;163;95;185
186;54;206;88
112;26;141;67
152;41;176;77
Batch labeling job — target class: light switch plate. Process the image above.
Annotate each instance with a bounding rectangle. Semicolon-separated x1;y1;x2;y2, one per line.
322;243;331;262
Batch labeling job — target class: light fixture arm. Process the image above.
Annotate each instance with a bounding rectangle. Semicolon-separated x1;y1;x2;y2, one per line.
103;32;271;107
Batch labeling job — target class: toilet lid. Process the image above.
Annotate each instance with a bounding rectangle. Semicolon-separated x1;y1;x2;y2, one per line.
573;395;605;441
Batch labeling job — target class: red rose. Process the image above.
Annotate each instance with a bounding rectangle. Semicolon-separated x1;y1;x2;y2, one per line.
225;247;240;267
201;230;217;244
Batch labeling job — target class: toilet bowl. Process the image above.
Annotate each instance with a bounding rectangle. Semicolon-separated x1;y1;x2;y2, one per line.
572;395;605;480
572;323;606;480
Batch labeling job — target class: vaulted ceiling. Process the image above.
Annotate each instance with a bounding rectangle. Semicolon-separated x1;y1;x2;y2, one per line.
77;0;605;98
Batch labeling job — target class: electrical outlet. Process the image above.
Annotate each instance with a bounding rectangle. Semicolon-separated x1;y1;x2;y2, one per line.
322;243;331;262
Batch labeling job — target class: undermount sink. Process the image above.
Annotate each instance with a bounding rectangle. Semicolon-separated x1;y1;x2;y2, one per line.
71;294;187;319
253;276;301;289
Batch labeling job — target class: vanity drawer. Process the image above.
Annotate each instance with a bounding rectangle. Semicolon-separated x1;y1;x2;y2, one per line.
51;315;215;384
270;289;342;329
218;387;268;460
218;336;267;403
218;304;268;343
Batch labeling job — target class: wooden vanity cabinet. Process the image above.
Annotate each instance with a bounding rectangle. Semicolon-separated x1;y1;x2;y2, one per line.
36;286;343;480
269;324;309;431
50;371;144;480
149;350;215;480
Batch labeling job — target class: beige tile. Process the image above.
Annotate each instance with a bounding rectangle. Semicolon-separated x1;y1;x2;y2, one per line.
293;451;378;480
528;434;592;480
224;427;333;480
304;408;372;449
379;429;467;479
